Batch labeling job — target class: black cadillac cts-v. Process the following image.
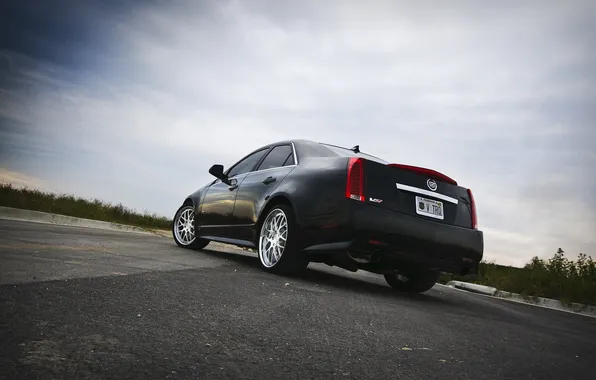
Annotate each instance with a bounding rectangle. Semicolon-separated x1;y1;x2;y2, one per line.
172;139;483;293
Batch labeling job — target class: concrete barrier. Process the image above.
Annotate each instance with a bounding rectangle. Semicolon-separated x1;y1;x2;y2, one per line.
446;280;497;296
493;290;596;318
0;206;165;236
4;206;595;318
445;280;596;318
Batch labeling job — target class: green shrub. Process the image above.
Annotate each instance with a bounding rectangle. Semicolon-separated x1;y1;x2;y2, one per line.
0;183;171;230
440;248;596;306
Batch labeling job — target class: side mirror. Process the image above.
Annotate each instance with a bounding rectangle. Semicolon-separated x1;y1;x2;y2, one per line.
209;164;227;180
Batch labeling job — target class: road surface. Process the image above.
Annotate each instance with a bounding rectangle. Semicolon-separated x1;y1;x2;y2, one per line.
0;219;595;379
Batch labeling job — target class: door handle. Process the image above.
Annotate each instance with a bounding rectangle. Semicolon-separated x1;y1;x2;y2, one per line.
262;176;276;185
227;178;238;191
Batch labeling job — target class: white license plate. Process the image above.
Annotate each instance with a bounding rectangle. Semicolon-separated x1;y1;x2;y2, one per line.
415;196;444;220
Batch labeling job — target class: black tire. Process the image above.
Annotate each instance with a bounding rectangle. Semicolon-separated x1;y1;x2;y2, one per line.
172;205;210;250
384;269;440;293
257;204;308;275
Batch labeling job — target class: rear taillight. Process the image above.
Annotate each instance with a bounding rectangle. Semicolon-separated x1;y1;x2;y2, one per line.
387;163;458;185
467;188;478;229
346;157;364;201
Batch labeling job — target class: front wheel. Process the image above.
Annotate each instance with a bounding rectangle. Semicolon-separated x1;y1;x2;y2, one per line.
257;204;308;275
384;269;440;293
172;205;209;250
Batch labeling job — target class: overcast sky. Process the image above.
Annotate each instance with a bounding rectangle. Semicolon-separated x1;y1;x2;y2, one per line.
1;0;594;266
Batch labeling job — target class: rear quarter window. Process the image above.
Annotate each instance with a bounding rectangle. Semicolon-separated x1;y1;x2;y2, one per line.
297;143;339;158
317;144;388;164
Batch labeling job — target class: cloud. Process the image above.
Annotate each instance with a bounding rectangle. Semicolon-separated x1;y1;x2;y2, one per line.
0;0;595;266
0;168;52;191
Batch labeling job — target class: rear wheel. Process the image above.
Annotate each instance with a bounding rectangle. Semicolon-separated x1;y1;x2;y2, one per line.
384;269;440;293
172;205;209;250
257;204;308;275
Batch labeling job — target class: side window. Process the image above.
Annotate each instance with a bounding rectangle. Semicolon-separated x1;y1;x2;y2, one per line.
257;145;294;171
227;149;268;178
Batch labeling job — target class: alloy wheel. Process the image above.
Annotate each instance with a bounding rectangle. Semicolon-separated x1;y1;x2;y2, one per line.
174;206;196;246
258;208;288;268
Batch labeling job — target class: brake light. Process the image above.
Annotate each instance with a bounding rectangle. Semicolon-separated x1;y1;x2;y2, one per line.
346;157;364;201
387;163;458;185
467;188;478;229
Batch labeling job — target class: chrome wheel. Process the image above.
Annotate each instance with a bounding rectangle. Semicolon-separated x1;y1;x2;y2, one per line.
174;206;196;246
259;208;288;268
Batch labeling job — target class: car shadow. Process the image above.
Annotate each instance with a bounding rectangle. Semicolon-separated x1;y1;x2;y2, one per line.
197;246;452;306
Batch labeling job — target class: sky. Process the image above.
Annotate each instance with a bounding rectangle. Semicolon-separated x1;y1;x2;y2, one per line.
0;0;594;267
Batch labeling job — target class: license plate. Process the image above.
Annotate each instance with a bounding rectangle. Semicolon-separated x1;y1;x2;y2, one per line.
415;196;444;220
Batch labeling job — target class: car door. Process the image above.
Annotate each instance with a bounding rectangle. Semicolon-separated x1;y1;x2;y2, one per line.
197;148;269;238
231;144;297;241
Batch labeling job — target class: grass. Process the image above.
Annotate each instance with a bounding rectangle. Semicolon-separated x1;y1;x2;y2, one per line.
439;248;596;306
0;183;172;230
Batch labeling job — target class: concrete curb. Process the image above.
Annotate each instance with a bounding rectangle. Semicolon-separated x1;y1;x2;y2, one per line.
0;206;169;237
446;281;497;296
0;206;254;256
4;206;595;318
492;290;596;317
444;280;596;318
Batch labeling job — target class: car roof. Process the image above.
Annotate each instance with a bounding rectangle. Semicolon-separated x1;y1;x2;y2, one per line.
260;139;314;147
259;139;387;163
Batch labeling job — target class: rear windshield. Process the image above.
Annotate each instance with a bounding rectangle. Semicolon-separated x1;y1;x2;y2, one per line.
318;143;388;164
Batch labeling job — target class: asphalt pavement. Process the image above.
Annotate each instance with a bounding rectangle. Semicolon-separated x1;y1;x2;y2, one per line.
0;219;595;380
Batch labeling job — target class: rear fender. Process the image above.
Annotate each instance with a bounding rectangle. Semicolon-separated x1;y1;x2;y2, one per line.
269;157;349;225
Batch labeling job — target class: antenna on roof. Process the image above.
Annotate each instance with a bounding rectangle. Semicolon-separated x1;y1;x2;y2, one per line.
350;145;360;154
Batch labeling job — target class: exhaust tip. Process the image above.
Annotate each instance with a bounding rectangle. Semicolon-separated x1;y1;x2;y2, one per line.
371;248;383;262
348;248;384;264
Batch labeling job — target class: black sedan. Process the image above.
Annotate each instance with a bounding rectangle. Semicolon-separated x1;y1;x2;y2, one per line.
172;139;483;293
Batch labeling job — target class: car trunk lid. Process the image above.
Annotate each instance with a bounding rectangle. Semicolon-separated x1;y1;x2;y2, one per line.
347;158;476;229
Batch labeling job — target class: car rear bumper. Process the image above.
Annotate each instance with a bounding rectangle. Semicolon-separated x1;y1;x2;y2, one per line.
302;203;484;275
